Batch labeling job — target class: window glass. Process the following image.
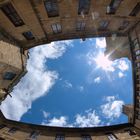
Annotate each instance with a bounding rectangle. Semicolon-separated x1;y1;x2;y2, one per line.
44;0;59;17
78;0;91;15
129;2;140;16
107;0;122;14
56;135;65;140
76;21;86;31
22;31;35;40
3;72;16;80
1;3;24;27
51;23;62;34
82;135;91;140
8;127;17;133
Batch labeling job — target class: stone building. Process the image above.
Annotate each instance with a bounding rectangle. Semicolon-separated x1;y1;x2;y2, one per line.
0;20;28;103
0;0;140;139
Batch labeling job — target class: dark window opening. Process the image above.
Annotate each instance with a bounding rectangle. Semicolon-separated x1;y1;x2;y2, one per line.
29;131;39;140
76;21;86;31
136;87;140;92
55;135;65;140
78;0;91;15
106;132;118;140
82;135;92;140
118;21;129;30
22;31;35;40
136;79;140;84
135;50;140;56
129;2;140;16
51;23;62;34
98;20;109;31
136;75;140;80
44;0;59;17
107;0;122;14
8;127;17;134
1;3;24;27
136;55;140;60
0;137;5;140
0;124;6;129
3;72;16;80
125;129;136;136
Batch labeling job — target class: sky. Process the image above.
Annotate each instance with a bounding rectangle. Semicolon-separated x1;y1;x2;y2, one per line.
0;38;133;127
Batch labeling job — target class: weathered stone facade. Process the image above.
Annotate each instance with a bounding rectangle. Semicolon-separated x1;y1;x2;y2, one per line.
0;0;140;139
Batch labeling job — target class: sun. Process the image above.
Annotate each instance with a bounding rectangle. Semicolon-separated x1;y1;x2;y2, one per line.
94;53;114;71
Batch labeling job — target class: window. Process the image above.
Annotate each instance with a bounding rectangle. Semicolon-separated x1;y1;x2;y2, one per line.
76;21;86;31
136;79;140;85
44;0;59;17
135;50;140;55
0;124;6;129
125;129;136;136
136;62;140;68
129;2;140;16
8;127;17;134
55;135;65;140
1;3;24;27
107;0;122;14
98;20;109;31
29;131;39;140
78;0;91;15
107;133;118;140
137;115;140;120
51;23;62;34
136;55;140;60
136;75;140;80
3;72;16;80
118;21;129;30
22;31;35;40
82;135;91;140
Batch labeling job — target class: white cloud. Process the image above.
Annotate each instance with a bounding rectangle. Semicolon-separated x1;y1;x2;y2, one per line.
42;109;101;127
75;109;101;127
94;77;101;83
105;96;115;102
78;86;84;92
42;111;50;118
117;60;129;71
0;40;73;121
118;72;124;78
96;38;106;49
42;116;68;127
101;96;124;119
63;80;73;88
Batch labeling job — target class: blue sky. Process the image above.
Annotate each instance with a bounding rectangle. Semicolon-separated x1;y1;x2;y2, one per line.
1;38;133;127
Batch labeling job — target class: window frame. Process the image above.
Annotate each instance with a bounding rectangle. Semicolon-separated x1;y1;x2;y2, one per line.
98;20;109;31
81;135;92;140
1;3;24;27
3;72;16;80
124;129;136;136
8;127;17;134
118;21;129;30
76;21;86;31
107;0;122;14
22;31;35;40
51;23;62;34
129;2;140;16
44;0;59;17
29;131;40;140
55;134;65;140
106;132;118;140
78;0;91;15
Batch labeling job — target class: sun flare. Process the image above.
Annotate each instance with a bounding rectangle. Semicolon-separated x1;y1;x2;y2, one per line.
94;53;113;71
